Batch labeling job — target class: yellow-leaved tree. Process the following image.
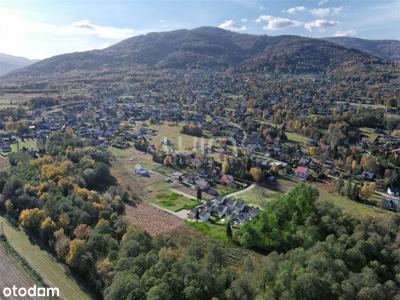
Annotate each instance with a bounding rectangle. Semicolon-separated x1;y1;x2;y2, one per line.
250;167;263;182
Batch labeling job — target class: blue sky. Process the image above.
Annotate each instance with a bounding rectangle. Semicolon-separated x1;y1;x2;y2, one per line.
0;0;399;59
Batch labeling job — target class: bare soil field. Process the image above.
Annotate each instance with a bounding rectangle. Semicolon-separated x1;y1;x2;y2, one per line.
0;245;44;300
0;156;9;171
124;203;184;236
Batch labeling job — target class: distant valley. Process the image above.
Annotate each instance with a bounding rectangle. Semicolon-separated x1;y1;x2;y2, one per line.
0;53;38;76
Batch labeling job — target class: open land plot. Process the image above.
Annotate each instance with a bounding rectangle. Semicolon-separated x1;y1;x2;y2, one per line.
151;192;198;212
337;101;386;110
312;181;393;219
111;158;166;200
285;131;311;144
215;184;242;197
110;147;174;174
124;203;184;236
169;224;261;268
0;216;93;300
148;123;215;151
232;185;282;208
11;139;38;152
173;185;214;200
0;244;44;300
186;221;234;244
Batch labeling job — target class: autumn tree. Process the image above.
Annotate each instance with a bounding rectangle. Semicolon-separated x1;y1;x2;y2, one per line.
20;208;46;232
73;224;93;239
250;167;263;182
163;154;173;166
6;116;15;132
308;147;318;156
40;217;57;242
222;157;230;174
360;182;376;199
66;239;89;273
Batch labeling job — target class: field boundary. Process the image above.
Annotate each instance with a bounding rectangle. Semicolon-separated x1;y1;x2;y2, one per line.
0;239;59;299
0;215;94;300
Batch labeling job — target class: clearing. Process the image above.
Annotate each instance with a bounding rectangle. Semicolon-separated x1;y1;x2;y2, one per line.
232;185;282;208
148;123;214;152
312;181;392;220
285;131;311;144
151;192;198;212
124;203;184;236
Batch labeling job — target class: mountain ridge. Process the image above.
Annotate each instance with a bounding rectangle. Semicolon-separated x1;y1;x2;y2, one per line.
2;27;394;80
323;36;400;62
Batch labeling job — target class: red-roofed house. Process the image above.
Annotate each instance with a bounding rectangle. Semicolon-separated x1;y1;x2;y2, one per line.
296;166;310;179
219;174;234;186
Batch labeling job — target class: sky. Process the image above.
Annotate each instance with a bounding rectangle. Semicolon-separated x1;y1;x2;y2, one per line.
0;0;399;59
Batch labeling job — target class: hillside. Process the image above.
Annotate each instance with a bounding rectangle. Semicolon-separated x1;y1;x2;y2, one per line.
324;37;400;62
0;53;38;76
2;27;390;80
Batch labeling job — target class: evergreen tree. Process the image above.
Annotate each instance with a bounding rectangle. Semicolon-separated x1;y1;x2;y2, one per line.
226;220;233;239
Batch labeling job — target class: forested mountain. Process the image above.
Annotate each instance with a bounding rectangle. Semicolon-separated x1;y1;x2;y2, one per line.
324;37;400;62
3;27;390;79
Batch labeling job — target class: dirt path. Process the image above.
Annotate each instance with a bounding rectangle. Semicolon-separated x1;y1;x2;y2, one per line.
224;184;256;198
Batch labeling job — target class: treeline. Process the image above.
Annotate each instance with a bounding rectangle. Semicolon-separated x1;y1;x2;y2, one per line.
29;97;60;109
105;230;237;299
0;132;128;295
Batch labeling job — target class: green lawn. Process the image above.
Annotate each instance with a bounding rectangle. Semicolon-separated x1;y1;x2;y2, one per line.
285;132;311;144
186;221;234;243
11;139;38;152
0;139;38;156
233;185;282;208
151;165;175;176
151;192;198;212
0;216;94;300
148;123;213;152
215;185;241;196
337;101;386;110
314;187;392;219
109;146;134;159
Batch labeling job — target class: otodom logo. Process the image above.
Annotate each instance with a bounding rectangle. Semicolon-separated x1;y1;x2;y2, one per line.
2;285;59;298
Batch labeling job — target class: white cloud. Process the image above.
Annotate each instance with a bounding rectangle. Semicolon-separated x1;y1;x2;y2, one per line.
310;6;343;17
68;19;134;39
305;19;338;31
241;18;248;22
318;0;328;5
218;20;247;32
334;29;356;37
0;7;134;58
284;6;307;14
256;15;302;30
